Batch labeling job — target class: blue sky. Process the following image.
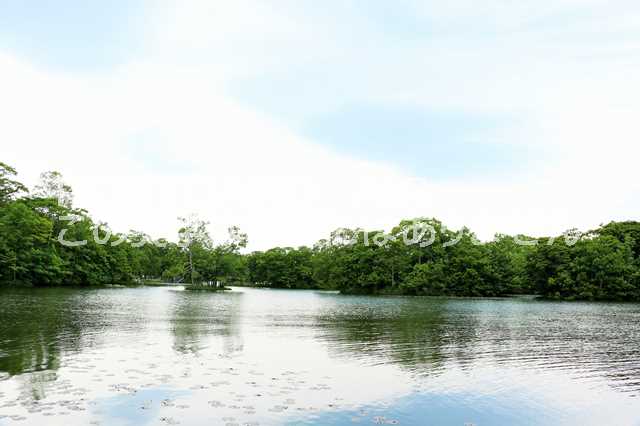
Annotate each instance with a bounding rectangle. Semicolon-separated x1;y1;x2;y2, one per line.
302;105;530;179
0;1;147;70
1;0;639;247
0;0;535;179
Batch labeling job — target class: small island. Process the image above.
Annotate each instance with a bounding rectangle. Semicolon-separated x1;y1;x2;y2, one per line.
184;281;231;292
2;161;640;302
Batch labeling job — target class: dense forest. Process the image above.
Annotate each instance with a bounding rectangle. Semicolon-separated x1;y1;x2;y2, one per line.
247;221;640;300
0;162;247;287
2;161;640;300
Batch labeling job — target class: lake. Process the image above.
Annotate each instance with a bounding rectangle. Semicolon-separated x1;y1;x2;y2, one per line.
1;286;639;425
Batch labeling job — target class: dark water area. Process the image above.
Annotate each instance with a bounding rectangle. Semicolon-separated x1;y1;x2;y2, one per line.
1;286;639;425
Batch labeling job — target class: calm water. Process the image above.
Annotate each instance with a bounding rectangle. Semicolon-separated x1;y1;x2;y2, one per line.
1;287;640;426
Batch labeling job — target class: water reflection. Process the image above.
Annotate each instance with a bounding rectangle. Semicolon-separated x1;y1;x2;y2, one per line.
316;296;453;375
0;288;84;377
1;287;640;425
316;295;640;395
169;290;244;356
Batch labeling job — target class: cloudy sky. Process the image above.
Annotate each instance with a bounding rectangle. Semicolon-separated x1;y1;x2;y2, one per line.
1;0;639;249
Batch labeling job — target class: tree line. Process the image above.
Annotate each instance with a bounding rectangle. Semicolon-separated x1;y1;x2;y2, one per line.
2;161;640;300
247;218;640;301
0;162;247;287
247;219;640;300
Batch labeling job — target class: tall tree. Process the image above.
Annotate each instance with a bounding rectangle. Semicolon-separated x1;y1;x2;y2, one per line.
178;215;212;285
0;162;27;206
33;171;74;208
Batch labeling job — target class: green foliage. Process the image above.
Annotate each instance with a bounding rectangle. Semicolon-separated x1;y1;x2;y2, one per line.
528;233;639;300
599;221;640;258
0;200;61;285
2;160;640;301
0;162;246;287
247;246;315;288
0;162;28;206
244;218;640;301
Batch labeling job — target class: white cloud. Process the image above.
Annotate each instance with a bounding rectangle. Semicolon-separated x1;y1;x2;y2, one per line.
1;1;639;249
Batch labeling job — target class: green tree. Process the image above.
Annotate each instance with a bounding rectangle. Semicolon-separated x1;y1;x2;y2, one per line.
33;171;74;208
0;162;27;206
178;215;212;285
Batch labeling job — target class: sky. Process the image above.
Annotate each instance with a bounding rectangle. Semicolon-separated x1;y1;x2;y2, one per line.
1;0;640;250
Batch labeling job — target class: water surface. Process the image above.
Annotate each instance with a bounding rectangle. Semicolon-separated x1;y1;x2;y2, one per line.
1;287;639;425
